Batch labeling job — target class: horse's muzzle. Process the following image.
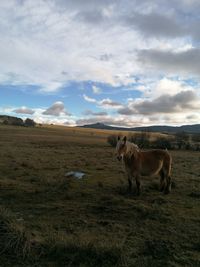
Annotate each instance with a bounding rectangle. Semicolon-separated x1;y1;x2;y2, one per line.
117;156;122;161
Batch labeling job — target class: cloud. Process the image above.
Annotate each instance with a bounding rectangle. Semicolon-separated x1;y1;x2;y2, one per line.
4;0;194;92
76;113;161;127
118;90;200;115
99;54;113;61
150;78;195;97
42;101;71;116
125;12;185;38
92;85;101;94
83;94;97;103
76;116;130;127
136;77;196;99
83;95;123;109
118;107;135;115
13;107;35;115
98;98;123;109
83;110;108;116
75;9;106;24
0;0;141;90
137;48;200;76
34;116;76;126
1;0;200;94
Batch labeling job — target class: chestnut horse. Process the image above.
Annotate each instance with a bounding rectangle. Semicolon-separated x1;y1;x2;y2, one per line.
116;136;172;195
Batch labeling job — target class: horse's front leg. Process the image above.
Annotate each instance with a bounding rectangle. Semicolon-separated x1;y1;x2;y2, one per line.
164;175;172;194
127;174;133;193
135;175;141;195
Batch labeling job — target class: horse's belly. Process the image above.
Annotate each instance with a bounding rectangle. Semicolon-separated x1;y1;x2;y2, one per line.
140;170;157;176
140;162;162;176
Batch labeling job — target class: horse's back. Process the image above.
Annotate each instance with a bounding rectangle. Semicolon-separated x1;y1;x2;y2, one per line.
141;149;171;161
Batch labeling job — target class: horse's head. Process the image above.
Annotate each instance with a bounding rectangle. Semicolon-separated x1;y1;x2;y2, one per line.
116;136;127;161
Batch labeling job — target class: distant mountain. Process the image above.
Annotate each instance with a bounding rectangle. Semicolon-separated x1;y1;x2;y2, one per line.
79;122;128;131
79;122;200;133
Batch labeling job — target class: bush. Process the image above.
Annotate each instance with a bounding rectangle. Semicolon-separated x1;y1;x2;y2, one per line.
107;135;118;147
185;142;192;150
195;144;200;151
128;132;150;148
175;131;189;149
11;117;24;126
3;120;8;125
153;137;172;149
24;118;36;127
191;134;200;143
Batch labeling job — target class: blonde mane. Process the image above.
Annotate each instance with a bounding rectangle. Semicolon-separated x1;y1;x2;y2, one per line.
125;141;139;158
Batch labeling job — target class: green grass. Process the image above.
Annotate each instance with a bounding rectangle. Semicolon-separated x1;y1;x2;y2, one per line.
0;124;200;266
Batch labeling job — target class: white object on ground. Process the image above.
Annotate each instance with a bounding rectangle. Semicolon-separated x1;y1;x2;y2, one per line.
65;171;85;179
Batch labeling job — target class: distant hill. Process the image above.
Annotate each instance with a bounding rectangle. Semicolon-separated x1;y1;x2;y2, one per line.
79;122;200;133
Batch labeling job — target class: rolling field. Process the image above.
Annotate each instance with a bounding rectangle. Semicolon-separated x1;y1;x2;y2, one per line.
0;125;200;267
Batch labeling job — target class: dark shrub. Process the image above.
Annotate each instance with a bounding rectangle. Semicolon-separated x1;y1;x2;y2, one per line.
175;131;189;149
3;120;8;125
24;118;36;127
191;133;200;143
128;132;150;148
12;117;24;126
107;135;118;147
185;142;192;150
153;137;172;149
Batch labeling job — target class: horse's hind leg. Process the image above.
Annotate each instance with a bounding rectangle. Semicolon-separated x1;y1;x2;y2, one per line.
163;157;172;194
159;170;166;192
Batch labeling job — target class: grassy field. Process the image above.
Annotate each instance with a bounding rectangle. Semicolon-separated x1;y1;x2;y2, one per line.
0;124;200;267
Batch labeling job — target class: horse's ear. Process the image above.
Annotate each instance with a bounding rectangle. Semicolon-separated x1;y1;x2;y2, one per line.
123;136;127;143
118;136;120;141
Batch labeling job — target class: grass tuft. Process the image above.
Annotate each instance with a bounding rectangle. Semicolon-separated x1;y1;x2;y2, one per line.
0;207;39;264
43;234;123;267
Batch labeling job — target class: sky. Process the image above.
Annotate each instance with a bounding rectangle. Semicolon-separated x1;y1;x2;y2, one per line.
0;0;200;127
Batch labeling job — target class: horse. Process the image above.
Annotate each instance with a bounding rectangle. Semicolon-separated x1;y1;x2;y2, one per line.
116;136;172;195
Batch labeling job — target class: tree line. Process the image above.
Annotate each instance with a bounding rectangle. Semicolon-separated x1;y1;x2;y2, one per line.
0;115;36;127
107;131;200;151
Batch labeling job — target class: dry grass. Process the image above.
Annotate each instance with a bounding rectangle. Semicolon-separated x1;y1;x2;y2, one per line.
0;124;200;266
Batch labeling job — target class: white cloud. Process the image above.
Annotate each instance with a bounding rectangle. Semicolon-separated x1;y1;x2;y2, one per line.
118;90;200;118
137;48;200;77
83;110;108;116
77;109;200;127
124;12;185;38
33;116;76;126
98;98;123;109
92;85;101;94
148;78;196;98
83;94;97;103
0;104;76;126
1;0;197;93
13;106;35;115
42;101;71;116
83;94;123;109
